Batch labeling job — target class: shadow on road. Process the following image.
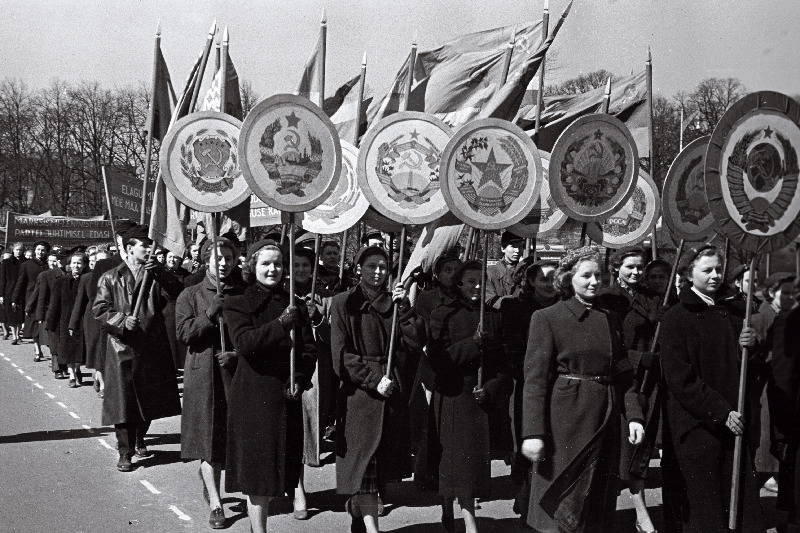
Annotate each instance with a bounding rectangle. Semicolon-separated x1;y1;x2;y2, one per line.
0;427;113;444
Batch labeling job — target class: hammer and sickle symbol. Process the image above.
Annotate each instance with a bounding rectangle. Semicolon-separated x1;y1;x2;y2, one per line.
398;151;423;170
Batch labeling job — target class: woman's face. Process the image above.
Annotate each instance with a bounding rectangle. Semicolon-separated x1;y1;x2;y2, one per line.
208;245;236;280
435;260;460;289
647;266;670;295
532;265;557;299
690;254;723;296
321;245;339;269
293;255;313;285
34;244;47;261
166;251;180;269
572;259;602;300
255;248;284;288
774;281;797;312
618;255;645;287
457;269;482;303
359;255;388;291
69;256;85;277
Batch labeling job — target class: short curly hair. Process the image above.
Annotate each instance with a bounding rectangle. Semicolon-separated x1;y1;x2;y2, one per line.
554;247;602;299
242;241;283;285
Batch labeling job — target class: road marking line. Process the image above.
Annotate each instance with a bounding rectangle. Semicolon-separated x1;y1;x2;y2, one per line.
45;392;55;399
11;363;18;367
140;480;161;494
17;368;24;374
3;356;11;361
98;438;114;451
25;375;33;381
82;424;91;430
168;505;191;521
68;412;80;419
34;383;43;389
57;401;67;408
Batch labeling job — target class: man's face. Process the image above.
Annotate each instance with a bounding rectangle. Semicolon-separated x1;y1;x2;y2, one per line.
503;241;522;264
166;251;180;269
127;239;151;264
47;255;59;269
190;245;200;261
322;245;340;269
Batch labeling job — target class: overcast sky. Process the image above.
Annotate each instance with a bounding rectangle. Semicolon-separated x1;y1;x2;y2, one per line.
5;0;799;102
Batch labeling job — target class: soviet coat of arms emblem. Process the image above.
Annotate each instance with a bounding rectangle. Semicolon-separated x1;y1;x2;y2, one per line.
180;128;238;194
259;111;323;197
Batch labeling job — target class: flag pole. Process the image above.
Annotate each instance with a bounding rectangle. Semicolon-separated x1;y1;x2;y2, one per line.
533;0;550;142
387;38;416;379
288;214;297;396
219;27;229;112
646;47;658;259
319;7;327;108
190;19;217;113
679;107;685;151
139;20;161;225
101;166;118;240
499;27;515;86
477;230;490;387
729;255;758;529
600;76;612;114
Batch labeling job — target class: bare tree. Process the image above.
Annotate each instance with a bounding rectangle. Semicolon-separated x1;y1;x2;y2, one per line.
240;79;260;117
545;69;614;96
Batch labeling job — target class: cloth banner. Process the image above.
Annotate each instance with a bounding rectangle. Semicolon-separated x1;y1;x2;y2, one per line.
7;213;131;246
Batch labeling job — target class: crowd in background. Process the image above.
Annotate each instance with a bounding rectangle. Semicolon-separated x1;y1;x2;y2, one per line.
1;226;799;533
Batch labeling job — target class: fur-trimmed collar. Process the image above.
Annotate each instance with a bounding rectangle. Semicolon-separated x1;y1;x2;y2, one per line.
243;282;287;314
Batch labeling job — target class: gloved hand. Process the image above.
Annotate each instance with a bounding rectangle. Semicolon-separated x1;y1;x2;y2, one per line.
206;295;225;321
472;385;487;405
215;350;237;368
278;305;299;329
377;376;395;397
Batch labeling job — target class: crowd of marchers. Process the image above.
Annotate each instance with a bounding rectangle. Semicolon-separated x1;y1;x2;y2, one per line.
1;226;799;533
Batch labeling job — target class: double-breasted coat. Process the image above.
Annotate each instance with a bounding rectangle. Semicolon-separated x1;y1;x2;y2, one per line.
0;256;23;325
93;262;183;426
223;283;317;497
485;260;518;308
659;288;765;533
523;297;643;533
428;298;512;500
68;272;104;370
14;257;47;337
329;284;425;496
46;273;86;364
177;274;244;464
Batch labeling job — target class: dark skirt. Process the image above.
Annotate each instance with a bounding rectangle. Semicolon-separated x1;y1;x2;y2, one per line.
4;300;23;326
23;315;39;339
83;313;104;370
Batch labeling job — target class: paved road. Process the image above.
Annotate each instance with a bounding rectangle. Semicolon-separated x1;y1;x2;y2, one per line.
0;340;782;532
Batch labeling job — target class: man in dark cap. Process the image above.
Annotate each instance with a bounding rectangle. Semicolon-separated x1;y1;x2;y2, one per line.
93;225;183;472
486;231;524;308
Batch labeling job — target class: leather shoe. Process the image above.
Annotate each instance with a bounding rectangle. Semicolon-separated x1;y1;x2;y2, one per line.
209;507;225;529
34;354;43;362
117;455;133;472
68;379;78;388
135;446;149;458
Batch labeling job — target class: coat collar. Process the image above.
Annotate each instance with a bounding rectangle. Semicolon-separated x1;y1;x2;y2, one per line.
563;296;594;319
345;284;393;314
243;282;286;313
680;286;716;310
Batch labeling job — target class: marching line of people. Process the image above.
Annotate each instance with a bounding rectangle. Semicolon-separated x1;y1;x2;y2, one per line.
1;226;799;533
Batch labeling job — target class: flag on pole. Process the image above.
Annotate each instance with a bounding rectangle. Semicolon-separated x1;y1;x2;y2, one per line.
479;0;573;121
295;33;323;105
330;74;373;141
151;49;176;141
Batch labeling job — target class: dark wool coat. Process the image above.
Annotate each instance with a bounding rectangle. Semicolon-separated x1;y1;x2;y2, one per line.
0;256;23;324
317;264;352;293
93;262;183;426
428;298;512;500
329;284;425;495
87;254;124;370
659;288;765;533
36;268;65;353
485;260;518;308
223;283;317;497
523;297;643;533
770;307;800;514
165;265;190;370
598;283;663;479
14;257;47;337
177;274;244;464
46;273;85;365
69;272;103;370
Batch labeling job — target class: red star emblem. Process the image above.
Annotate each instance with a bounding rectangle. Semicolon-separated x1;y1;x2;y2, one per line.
473;148;511;189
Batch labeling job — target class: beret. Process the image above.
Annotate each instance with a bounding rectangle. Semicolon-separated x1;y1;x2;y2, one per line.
354;245;388;266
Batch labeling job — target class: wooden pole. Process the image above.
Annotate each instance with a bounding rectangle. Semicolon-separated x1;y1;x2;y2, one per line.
533;0;549;142
353;52;367;146
310;234;321;304
210;212;227;354
218;27;229;113
729;256;758;529
288;214;297;395
140;20;161;225
722;238;731;281
319;7;327;108
499;27;515;88
338;229;348;286
650;231;658;260
523;238;532;259
765;253;772;277
646;47;656;176
679;107;685;151
385;225;407;378
579;223;587;247
600;76;612;114
477;230;489;387
796;243;800;279
279;223;287;245
403;34;418;111
463;227;476;261
101;166;118;241
190;20;217;114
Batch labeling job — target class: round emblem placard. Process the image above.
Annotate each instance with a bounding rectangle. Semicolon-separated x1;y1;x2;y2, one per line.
549;114;639;222
299;140;369;234
440;118;543;230
160;111;250;213
662;136;716;243
509;151;567;238
705;91;800;253
586;170;660;248
239;94;342;213
357;111;452;225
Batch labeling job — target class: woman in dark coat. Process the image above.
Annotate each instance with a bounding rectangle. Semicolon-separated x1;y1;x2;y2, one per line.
223;240;317;533
165;250;189;370
522;247;645;533
69;267;104;393
13;241;49;351
410;253;461;491
659;244;765;533
428;260;513;533
329;245;425;533
498;258;558;521
46;252;89;388
177;238;243;530
0;243;25;342
597;246;664;533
